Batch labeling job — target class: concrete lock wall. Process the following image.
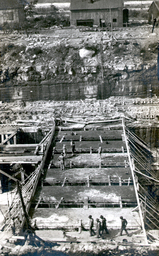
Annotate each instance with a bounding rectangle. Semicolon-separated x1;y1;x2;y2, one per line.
71;8;123;27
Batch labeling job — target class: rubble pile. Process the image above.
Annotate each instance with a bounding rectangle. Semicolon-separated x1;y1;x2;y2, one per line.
0;95;159;126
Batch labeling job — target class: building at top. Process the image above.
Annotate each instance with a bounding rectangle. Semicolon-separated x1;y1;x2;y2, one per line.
0;0;27;26
70;0;124;27
148;1;159;23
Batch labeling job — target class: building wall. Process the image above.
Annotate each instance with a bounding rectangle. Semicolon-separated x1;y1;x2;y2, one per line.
71;8;123;27
0;8;25;25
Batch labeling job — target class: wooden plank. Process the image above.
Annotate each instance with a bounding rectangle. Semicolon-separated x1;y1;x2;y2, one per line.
4;144;39;148
0;155;42;164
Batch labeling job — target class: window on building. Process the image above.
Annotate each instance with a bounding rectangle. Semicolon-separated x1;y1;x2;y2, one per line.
113;18;117;22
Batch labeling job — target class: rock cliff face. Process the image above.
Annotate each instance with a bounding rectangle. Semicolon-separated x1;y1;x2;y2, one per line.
0;26;158;101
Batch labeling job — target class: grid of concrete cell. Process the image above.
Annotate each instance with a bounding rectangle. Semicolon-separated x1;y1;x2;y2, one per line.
36;125;137;210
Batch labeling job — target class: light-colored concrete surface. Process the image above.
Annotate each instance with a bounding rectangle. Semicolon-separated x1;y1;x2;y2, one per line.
35;228;144;243
33;207;141;230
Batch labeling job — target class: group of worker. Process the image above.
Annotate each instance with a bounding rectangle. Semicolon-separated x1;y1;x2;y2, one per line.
88;215;129;238
88;215;109;238
58;140;76;170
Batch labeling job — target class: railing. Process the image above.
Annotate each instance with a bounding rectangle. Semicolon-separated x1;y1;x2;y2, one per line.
126;127;159;231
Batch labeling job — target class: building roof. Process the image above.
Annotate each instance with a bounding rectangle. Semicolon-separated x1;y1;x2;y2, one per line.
0;0;28;10
154;1;159;11
71;0;123;11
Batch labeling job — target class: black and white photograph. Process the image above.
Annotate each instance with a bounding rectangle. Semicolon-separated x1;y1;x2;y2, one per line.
0;0;159;255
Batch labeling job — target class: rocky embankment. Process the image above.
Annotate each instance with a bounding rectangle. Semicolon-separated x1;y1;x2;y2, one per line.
0;26;158;100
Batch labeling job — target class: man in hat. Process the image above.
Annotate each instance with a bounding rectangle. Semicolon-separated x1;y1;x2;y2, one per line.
120;216;129;236
88;215;95;236
100;215;109;235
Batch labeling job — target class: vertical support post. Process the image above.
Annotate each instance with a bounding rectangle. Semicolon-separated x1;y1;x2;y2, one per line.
83;197;89;209
13;135;16;145
119;177;122;186
90;147;92;154
120;196;122;208
79;219;82;234
87;176;90;187
1;134;4;143
108;175;111;186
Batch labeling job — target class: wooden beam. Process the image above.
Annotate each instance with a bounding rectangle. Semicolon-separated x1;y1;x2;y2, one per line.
0;155;42;164
0;169;18;182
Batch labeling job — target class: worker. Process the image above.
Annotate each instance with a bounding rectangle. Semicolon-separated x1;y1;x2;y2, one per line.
100;215;109;235
63;144;67;157
96;218;101;238
152;18;156;33
52;147;56;157
88;215;95;236
120;216;129;236
70;140;75;155
59;153;65;171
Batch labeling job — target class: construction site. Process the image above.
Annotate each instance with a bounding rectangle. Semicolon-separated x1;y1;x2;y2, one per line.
0;1;159;254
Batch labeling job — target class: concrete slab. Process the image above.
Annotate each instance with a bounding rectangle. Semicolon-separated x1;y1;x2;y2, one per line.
45;167;133;182
40;185;136;202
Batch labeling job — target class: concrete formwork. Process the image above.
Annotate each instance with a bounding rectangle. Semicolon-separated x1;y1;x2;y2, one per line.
33;120;143;236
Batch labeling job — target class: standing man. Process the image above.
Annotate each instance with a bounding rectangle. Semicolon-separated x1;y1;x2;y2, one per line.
100;215;109;235
96;218;101;238
70;140;75;156
88;215;95;236
59;153;65;171
120;216;129;236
